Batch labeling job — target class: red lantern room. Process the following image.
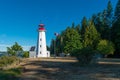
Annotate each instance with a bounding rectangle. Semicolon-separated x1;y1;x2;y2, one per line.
39;24;45;31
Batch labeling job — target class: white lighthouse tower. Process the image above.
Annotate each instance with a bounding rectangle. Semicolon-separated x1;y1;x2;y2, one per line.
37;24;49;57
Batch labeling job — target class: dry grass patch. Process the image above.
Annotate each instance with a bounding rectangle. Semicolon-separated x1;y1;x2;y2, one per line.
19;57;120;80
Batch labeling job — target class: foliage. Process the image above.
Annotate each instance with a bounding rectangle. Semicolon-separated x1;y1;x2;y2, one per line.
74;47;95;65
50;39;55;54
0;56;19;67
7;42;23;56
81;16;88;41
75;24;81;34
23;51;29;58
93;1;113;40
0;67;22;80
81;16;87;35
50;0;120;57
83;20;100;48
63;27;83;54
111;0;120;55
97;40;115;55
114;0;120;17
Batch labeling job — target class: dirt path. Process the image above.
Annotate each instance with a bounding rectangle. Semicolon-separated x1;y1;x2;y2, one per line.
20;57;120;80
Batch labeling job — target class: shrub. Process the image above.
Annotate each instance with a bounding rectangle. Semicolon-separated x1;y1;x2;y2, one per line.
0;56;19;68
73;47;95;65
0;67;22;80
23;51;29;58
97;40;115;57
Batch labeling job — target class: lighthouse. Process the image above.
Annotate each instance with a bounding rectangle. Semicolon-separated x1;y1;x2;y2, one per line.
37;24;49;57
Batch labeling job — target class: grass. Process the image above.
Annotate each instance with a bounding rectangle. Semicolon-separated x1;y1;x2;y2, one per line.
0;56;23;80
0;56;20;68
0;67;23;80
20;57;120;80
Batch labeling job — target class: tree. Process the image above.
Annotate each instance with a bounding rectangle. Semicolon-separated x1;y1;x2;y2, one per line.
63;27;83;54
106;0;113;27
74;47;95;65
7;42;23;56
75;24;81;34
114;0;120;18
97;40;114;57
23;51;29;58
50;39;55;54
111;0;120;56
81;16;88;40
71;22;75;29
84;20;100;48
103;0;113;40
93;1;113;40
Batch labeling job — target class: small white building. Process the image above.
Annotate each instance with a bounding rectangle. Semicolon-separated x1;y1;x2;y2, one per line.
29;24;50;58
29;46;36;58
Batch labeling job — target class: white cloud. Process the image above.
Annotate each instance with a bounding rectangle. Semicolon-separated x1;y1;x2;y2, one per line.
0;44;10;51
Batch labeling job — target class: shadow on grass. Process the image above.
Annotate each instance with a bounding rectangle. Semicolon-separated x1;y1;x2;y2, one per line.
0;67;22;80
20;58;120;80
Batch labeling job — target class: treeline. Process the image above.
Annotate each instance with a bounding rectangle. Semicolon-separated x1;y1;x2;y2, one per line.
50;0;120;58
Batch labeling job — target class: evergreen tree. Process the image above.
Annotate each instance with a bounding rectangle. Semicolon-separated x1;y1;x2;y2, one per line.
71;22;75;29
75;24;81;34
94;0;113;40
115;0;120;18
84;20;100;49
94;12;103;34
55;35;63;56
50;39;55;54
81;16;88;43
81;17;87;35
106;0;113;27
63;27;83;54
111;0;120;56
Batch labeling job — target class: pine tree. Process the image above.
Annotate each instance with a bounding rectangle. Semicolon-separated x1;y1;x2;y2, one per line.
71;22;75;29
50;39;55;54
115;0;120;18
111;0;120;56
63;27;83;54
84;20;100;49
106;0;113;27
81;17;87;35
75;24;81;34
81;16;88;43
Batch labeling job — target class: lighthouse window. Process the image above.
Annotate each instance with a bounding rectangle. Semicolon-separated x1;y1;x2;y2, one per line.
40;45;42;47
40;52;41;54
40;38;42;41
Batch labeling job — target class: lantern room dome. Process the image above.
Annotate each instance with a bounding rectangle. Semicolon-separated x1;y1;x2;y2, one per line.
38;24;45;31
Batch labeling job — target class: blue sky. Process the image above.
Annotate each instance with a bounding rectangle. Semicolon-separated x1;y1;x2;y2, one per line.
0;0;118;51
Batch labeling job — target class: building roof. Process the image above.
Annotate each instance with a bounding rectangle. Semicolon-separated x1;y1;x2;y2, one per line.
30;46;36;51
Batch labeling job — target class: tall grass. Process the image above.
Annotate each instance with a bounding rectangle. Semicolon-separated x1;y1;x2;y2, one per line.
0;56;20;68
0;67;22;80
0;56;23;80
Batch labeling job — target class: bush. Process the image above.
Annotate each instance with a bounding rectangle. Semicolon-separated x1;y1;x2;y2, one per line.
23;51;29;58
97;40;115;57
0;56;19;68
0;67;22;80
73;47;95;65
